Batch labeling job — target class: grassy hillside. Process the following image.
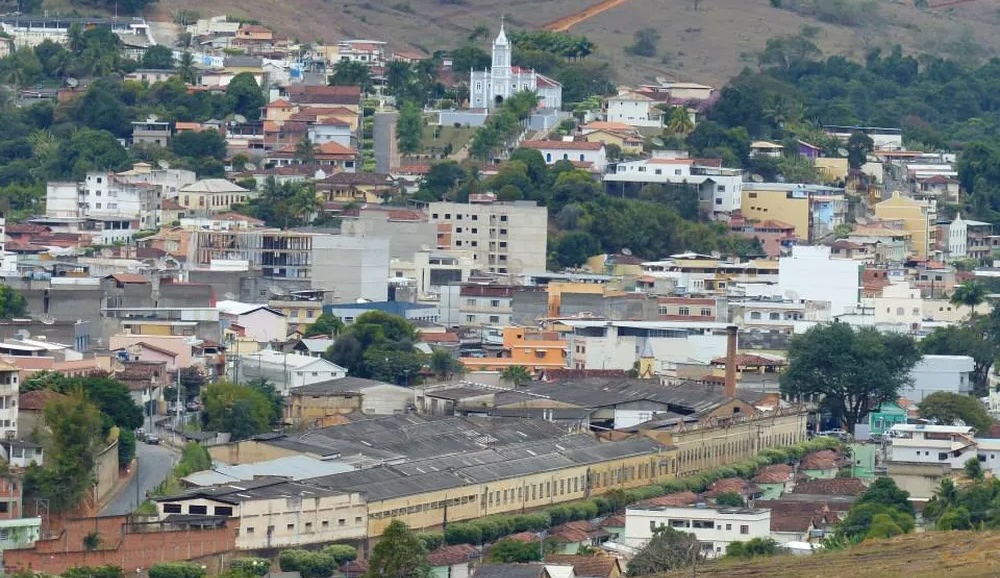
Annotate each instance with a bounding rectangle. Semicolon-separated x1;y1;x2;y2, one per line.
146;0;1000;86
660;531;1000;578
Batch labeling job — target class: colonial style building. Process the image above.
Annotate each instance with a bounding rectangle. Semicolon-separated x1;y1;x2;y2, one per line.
469;20;562;111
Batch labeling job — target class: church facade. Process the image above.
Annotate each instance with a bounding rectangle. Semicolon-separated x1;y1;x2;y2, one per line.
469;23;562;111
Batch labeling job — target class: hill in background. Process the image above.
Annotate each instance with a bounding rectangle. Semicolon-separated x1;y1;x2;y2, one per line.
146;0;1000;86
660;531;1000;578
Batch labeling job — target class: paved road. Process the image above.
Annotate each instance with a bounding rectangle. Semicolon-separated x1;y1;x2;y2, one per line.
101;441;178;516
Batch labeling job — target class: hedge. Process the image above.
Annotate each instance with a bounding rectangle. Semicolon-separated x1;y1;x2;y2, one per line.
440;437;839;545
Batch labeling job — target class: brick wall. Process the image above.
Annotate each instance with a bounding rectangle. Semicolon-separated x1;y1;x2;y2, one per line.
5;517;236;575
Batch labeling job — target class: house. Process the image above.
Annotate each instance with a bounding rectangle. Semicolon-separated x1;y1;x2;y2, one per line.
17;389;66;438
623;505;771;558
542;556;621;578
907;355;975;401
758;500;837;544
125;69;176;84
267;141;358;171
790;478;867;498
132;118;172;147
604;152;743;217
473;565;551;578
315;172;395;204
887;423;977;470
917;175;960;202
0;440;43;468
751;464;794;499
603;91;663;128
428;544;480;578
154;477;366;550
114;341;181;372
0;362;18;439
521;140;607;172
864;400;908;438
178;179;252;215
874;191;936;259
217;300;288;344
236;350;347;395
577;123;644;156
547;520;598;554
749;141;783;159
797;450;846;479
285;377;415;425
289;338;334;358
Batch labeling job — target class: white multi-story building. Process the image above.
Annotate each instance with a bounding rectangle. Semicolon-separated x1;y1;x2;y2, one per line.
429;200;547;276
459;284;513;326
867;281;923;332
391;250;476;297
0;362;17;439
469;21;562;111
115;162;197;200
311;235;390;303
45;171;164;229
563;319;730;372
237;350;347;395
604;151;743;217
624;505;772;558
907;355;975;401
888;424;977;470
603;91;664;128
778;246;861;318
155;478;366;550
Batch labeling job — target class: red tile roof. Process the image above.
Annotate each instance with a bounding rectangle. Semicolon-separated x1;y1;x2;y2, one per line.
710;353;786;367
704;477;755;498
108;273;149;284
18;389;67;411
634;491;697;508
427;544;478;566
792;477;867;497
542;555;619;578
505;531;542;543
799;450;844;471
753;464;794;484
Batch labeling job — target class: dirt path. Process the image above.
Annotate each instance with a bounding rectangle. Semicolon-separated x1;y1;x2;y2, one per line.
542;0;633;32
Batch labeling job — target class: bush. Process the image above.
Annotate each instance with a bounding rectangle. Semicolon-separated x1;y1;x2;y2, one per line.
278;550;337;578
229;559;269;577
322;544;358;564
149;563;206;578
415;532;444;551
64;567;124;578
445;522;483;545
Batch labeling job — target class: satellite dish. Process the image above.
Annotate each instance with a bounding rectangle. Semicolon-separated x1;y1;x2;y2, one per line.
751;174;764;183
65;77;79;88
233;114;247;124
39;314;55;325
621;248;633;256
158;160;170;169
837;148;849;157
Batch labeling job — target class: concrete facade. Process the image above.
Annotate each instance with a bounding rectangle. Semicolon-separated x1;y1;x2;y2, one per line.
907;354;975;401
311;235;389;303
429;201;547;275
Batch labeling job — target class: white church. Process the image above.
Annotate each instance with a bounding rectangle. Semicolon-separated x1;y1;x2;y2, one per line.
469;21;563;111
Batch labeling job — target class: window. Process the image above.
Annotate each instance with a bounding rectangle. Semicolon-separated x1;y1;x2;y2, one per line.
675;169;682;175
896;307;904;316
489;315;500;323
670;520;689;528
466;315;475;322
338;519;346;526
700;308;712;317
740;525;750;535
287;524;294;531
769;312;780;320
163;503;182;514
188;505;207;515
245;527;254;534
715;198;722;205
214;506;233;516
748;192;757;198
750;311;761;320
305;522;312;531
718;185;726;192
726;524;732;531
678;307;690;316
355;516;362;524
491;299;500;307
692;520;714;529
938;452;948;460
322;521;329;528
912;308;920;315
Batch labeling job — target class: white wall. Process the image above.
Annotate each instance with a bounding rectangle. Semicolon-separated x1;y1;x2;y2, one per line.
778;246;861;316
624;506;771;558
570;331;727;372
907;355;974;401
45;182;80;218
235;309;289;343
311;236;390;303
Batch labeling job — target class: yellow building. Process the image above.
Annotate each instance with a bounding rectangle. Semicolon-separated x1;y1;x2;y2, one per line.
874;191;936;259
741;187;810;240
269;300;324;334
460;327;567;373
579;129;644;156
813;158;849;182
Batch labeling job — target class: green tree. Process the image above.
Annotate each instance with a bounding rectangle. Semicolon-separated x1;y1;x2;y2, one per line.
24;389;103;512
846;131;874;169
964;456;985;480
500;365;533;387
294;135;318;165
323;544;358;565
724;537;780;558
148;562;206;578
625;28;660;57
429;348;463;379
714;491;746;507
665;106;694;136
950;281;987;313
364;520;429;578
279;550;337;578
487;539;542;563
856;478;915;517
64;567;124;578
329;60;373;94
780;323;920;433
936;505;973;530
225;73;266;121
759;33;822;70
229;558;269;577
304;313;345;337
866;512;906;539
917;392;993;432
397;102;423;156
177;51;197;84
626;527;699;576
141;45;175;69
173;442;212;477
200;381;275;439
52;128;130;180
0;285;27;319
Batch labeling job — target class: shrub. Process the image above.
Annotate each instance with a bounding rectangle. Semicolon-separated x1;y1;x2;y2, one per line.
277;550;337;578
229;559;269;576
322;545;358;565
445;523;483;545
149;563;206;578
415;532;444;551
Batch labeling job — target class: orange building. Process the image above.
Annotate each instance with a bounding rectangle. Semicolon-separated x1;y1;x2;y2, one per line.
460;327;567;373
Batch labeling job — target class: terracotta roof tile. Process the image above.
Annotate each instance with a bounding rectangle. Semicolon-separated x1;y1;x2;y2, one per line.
542;555;619;578
634;491;697;508
792;477;867;497
799;450;844;470
17;389;67;411
427;544;478;566
704;477;756;498
753;464;794;484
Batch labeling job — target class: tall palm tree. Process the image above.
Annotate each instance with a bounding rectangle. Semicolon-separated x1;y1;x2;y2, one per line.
500;365;533;387
950;281;987;314
294;136;318;166
177;52;197;85
666;106;695;135
289;184;322;225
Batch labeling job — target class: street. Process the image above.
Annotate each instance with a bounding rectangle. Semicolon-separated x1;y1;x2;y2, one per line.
101;441;178;516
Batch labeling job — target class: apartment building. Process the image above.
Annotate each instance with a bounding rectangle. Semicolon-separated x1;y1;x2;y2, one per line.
562;319;730;372
459;285;514;326
624;505;771;557
741;183;847;242
874;191;936;260
604;151;743;217
640;254;779;295
0;362;18;439
430;200;547;275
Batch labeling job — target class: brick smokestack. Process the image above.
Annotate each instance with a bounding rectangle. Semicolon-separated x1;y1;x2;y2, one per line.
724;325;738;398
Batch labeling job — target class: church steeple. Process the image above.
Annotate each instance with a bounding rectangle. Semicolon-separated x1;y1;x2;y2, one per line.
492;15;511;70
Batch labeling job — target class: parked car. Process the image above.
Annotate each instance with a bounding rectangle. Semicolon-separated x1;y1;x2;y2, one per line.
145;435;161;445
135;428;147;441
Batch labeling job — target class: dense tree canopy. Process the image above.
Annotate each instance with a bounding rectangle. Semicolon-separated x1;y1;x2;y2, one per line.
781;323;921;432
917;392;994;432
364;520;429;578
323;311;426;385
201;381;277;440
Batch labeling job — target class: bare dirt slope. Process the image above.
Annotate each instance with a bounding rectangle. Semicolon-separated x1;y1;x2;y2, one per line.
148;0;1000;85
660;531;1000;578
